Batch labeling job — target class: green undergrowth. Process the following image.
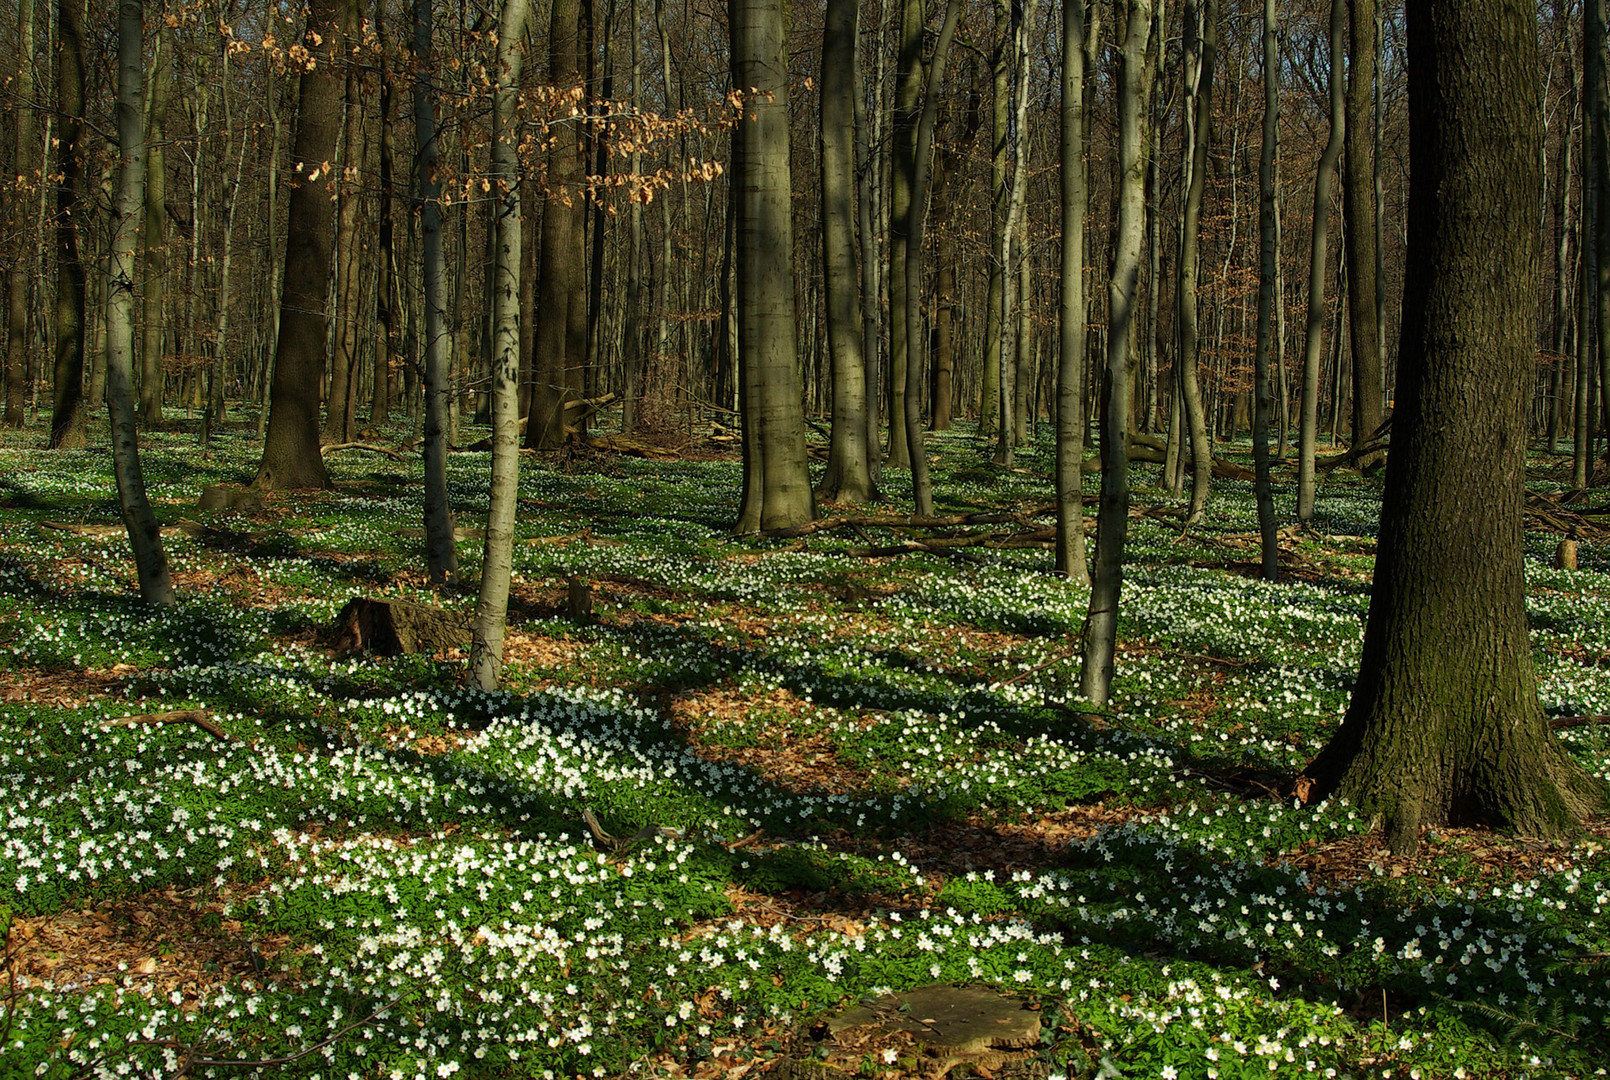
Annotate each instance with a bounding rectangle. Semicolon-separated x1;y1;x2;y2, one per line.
1;416;1608;1079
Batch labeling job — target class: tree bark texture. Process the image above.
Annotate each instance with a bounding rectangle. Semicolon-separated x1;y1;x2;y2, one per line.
49;0;88;450
470;0;532;692
902;0;964;518
528;0;588;450
413;0;459;588
6;0;37;429
1055;0;1094;583
1082;0;1152;707
1297;0;1346;519
1252;0;1279;579
1176;0;1216;524
731;0;815;533
816;0;878;505
325;0;368;446
257;0;347;490
138;24;171;427
1303;0;1606;854
1345;0;1384;469
885;0;923;470
106;0;174;606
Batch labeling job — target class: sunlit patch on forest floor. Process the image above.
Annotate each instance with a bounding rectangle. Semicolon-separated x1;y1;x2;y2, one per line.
2;416;1609;1079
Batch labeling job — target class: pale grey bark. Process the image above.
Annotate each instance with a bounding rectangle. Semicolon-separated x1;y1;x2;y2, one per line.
902;0;964;518
413;0;458;588
1175;0;1215;524
817;0;878;505
1082;0;1153;706
106;0;173;606
1297;0;1346;519
731;0;815;533
1056;0;1095;582
138;23;169;427
469;0;531;691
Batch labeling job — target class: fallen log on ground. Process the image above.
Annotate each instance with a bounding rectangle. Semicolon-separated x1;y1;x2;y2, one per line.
102;709;232;742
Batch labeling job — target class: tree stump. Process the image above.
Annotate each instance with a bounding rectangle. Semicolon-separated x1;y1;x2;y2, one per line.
197;484;265;513
567;576;594;619
1555;539;1579;570
332;598;472;656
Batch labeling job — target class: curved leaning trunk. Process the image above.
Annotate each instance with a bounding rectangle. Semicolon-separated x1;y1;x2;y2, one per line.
105;0;173;606
469;0;532;691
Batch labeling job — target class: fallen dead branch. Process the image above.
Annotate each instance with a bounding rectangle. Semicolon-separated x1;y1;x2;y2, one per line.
1549;713;1610;730
763;507;1053;539
102;709;231;743
320;442;409;462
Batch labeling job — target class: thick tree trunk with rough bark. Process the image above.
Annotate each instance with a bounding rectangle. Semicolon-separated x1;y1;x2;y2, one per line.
106;0;173;606
731;0;814;534
469;0;531;692
257;0;346;490
49;0;88;450
1297;0;1346;519
1081;0;1152;706
816;0;878;506
413;0;458;589
1345;0;1383;470
1303;0;1607;855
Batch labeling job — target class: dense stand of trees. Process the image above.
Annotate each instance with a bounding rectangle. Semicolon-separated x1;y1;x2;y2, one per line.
1;0;1606;844
2;0;1430;474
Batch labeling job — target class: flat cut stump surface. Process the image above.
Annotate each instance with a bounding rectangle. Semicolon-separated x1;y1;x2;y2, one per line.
785;984;1045;1080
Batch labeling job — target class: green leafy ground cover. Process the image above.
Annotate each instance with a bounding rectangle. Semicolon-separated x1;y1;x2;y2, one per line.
1;418;1608;1080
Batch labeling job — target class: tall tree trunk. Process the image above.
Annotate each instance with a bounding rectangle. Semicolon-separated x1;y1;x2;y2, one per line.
138;23;170;428
105;0;173;606
903;0;964;518
469;0;532;691
256;0;347;489
855;4;884;477
325;0;367;445
620;0;645;433
373;3;397;426
981;0;1010;448
1345;0;1383;469
204;41;249;450
731;0;814;533
1056;0;1095;583
527;0;587;449
1297;0;1346;519
1590;0;1610;478
885;0;922;471
6;0;36;429
1251;0;1279;579
1303;0;1606;855
1081;0;1153;706
1175;0;1215;523
413;0;459;588
49;0;88;450
816;0;878;505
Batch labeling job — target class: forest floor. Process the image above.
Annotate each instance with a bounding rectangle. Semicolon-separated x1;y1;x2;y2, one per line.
2;412;1609;1080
